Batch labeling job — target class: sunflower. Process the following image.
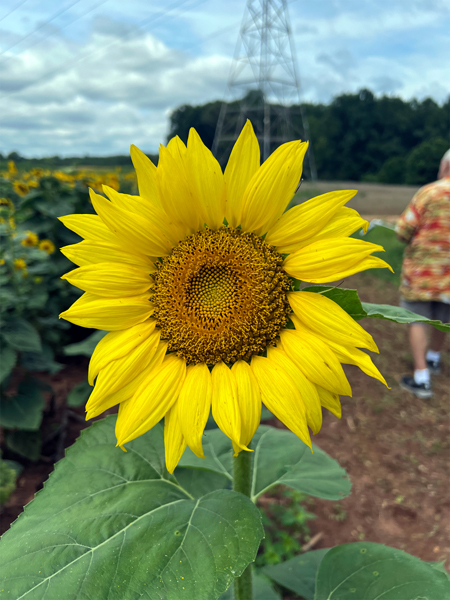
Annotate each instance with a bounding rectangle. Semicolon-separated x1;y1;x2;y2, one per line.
21;230;39;247
59;121;391;473
39;239;55;254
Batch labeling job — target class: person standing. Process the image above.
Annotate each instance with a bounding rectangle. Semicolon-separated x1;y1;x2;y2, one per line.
396;149;450;398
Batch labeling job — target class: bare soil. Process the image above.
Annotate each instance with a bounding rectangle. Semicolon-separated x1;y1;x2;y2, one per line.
1;273;449;570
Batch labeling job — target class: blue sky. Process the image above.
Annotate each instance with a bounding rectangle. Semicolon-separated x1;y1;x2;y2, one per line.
0;0;449;157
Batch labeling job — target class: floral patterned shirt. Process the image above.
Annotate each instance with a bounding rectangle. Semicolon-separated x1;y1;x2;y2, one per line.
395;177;450;303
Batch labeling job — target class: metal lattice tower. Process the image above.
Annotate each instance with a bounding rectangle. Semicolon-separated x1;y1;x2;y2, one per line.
212;0;317;180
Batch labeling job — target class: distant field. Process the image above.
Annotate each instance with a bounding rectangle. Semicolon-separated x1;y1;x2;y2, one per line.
296;180;420;216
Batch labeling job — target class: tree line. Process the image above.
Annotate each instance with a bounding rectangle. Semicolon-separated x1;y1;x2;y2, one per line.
168;89;449;185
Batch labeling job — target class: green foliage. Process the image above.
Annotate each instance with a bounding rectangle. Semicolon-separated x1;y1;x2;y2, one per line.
0;458;17;504
0;378;45;430
219;572;281;599
179;426;351;502
4;430;42;461
67;379;93;407
63;330;107;356
256;489;316;567
405;138;449;185
314;542;450;599
0;416;264;600
169;90;449;182
263;548;328;600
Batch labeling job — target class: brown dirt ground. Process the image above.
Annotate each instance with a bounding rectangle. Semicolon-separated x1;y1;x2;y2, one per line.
1;273;449;570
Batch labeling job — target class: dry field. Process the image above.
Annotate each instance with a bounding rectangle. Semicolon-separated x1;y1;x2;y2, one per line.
298;180;421;217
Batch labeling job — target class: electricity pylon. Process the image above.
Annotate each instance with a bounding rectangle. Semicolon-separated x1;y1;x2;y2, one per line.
212;0;317;180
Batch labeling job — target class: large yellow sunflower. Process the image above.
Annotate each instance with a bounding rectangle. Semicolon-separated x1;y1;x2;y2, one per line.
60;121;391;472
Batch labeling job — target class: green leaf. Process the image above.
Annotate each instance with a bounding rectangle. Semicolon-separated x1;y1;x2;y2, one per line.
0;346;17;384
179;426;351;502
219;573;281;599
20;345;63;374
5;430;42;461
302;286;366;320
63;330;107;356
0;459;17;505
361;302;450;332
0;415;263;600
67;379;92;407
1;318;42;352
0;379;45;430
314;542;450;600
263;549;329;600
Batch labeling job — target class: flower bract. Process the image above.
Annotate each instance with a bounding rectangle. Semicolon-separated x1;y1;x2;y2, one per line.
60;121;392;472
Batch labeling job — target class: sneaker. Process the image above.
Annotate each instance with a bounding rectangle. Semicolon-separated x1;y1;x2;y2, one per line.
426;359;441;375
400;375;433;399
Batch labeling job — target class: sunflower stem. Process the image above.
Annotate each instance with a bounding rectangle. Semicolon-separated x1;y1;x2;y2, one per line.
233;449;253;600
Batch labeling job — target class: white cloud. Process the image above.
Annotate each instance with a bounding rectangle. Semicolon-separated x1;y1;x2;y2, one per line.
0;0;448;156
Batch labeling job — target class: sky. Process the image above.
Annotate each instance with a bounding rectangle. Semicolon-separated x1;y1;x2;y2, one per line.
0;0;449;157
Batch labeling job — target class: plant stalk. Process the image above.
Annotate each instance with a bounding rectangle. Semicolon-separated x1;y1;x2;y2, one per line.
233;449;253;600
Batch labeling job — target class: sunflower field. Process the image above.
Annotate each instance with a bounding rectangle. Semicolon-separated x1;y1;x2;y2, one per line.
0;131;449;600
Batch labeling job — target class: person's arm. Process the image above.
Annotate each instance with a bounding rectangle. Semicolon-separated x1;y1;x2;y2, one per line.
395;195;421;244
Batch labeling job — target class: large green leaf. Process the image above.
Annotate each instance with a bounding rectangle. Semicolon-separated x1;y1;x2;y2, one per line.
1;318;42;353
179;426;351;502
302;286;366;320
314;542;450;600
219;573;281;599
362;302;450;332
0;379;45;430
0;415;263;600
263;548;329;600
0;346;17;384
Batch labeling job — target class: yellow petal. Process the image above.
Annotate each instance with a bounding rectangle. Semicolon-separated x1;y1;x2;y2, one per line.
130;144;162;208
224;120;260;228
323;338;389;388
187;128;225;230
115;353;186;447
211;361;247;450
164;402;187;474
102;185;183;247
88;320;157;385
250;356;311;449
178;363;212;458
62;262;152;297
316;385;341;418
86;341;167;419
267;346;322;434
60;240;155;270
279;328;352;396
231;360;261;449
85;329;160;410
157;144;201;233
59;214;117;244
166;135;187;160
59;292;153;330
288;291;378;352
283;237;393;283
266;190;357;249
90;189;173;256
240;140;308;236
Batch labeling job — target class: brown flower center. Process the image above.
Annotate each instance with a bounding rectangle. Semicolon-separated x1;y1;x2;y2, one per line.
151;227;291;365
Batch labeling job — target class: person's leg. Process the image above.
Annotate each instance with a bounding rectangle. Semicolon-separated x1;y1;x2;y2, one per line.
409;324;428;370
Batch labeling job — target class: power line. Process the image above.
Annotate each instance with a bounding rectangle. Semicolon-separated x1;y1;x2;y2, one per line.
0;0;28;25
0;0;110;62
1;0;84;56
0;0;202;101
